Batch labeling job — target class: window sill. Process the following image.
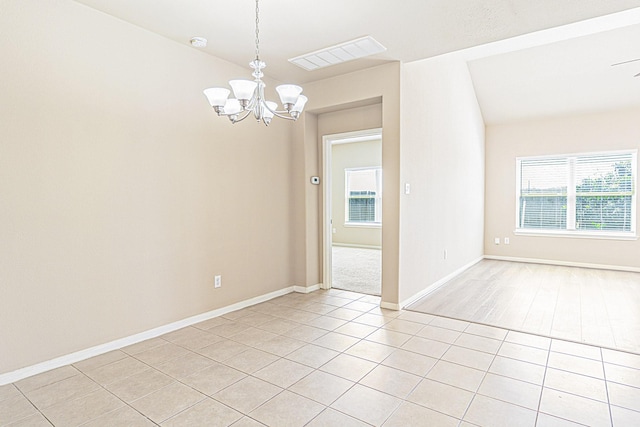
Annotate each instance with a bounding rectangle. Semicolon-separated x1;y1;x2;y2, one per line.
345;222;382;229
514;229;638;241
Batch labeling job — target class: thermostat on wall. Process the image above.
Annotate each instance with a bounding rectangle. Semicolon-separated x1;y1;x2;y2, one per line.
310;176;320;185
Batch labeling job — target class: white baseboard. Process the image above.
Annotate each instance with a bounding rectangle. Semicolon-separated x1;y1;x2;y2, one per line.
380;301;400;311
293;284;321;294
332;243;382;250
399;256;485;310
0;285;298;386
484;255;640;273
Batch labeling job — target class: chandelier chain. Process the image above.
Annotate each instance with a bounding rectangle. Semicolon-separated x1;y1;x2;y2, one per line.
255;0;260;60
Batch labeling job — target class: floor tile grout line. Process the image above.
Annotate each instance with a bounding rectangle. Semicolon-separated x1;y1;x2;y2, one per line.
6;288;640;426
11;381;56;427
408;261;640;356
602;346;615;427
46;368;162;427
533;337;552;426
416;305;640;358
79;337;252;426
457;333;506;425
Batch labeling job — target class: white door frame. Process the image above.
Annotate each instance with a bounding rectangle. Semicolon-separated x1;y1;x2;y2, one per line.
321;128;383;290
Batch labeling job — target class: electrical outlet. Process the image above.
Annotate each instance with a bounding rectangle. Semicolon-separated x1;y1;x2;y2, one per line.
494;237;500;245
443;249;447;260
504;237;510;245
214;275;221;288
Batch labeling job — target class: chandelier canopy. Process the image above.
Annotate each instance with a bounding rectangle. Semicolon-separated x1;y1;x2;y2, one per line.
203;0;308;126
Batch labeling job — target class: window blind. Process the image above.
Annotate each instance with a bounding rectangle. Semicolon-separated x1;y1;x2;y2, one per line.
517;151;636;235
518;157;568;230
345;167;382;224
575;153;634;232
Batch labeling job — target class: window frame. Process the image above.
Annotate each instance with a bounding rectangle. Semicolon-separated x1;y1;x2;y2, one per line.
344;166;382;227
515;149;638;240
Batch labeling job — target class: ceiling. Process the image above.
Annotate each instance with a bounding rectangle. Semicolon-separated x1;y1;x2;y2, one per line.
468;23;640;123
72;0;640;123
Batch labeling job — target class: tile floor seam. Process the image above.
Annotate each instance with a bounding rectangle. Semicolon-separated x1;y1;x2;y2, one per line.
610;403;640;416
321;406;376;426
537;388;611;427
458;336;501;425
14;366;83;395
380;369;454;426
69;371;161;427
602;346;615;427
533;344;550;427
414;404;466;426
10;385;51;427
541;379;616;408
231;387;288;425
135;384;207;424
124;350;253;423
77;405;159;427
327;383;398;426
6;288;640;426
288;372;357;408
26;370;101;410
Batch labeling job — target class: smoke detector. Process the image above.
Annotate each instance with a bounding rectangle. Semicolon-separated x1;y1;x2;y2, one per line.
190;37;208;48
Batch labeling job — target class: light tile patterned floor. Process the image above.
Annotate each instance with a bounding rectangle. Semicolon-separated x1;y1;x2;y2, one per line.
2;289;640;426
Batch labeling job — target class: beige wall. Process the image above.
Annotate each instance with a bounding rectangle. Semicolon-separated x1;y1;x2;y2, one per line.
316;104;383;248
399;56;486;304
296;64;402;306
331;139;383;247
290;112;321;288
485;108;640;268
318;104;383;137
0;0;295;375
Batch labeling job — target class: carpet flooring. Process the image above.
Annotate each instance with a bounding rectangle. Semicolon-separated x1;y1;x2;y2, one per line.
331;246;381;296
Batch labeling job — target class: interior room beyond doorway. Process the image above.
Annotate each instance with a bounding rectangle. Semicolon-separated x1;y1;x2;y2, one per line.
326;129;382;296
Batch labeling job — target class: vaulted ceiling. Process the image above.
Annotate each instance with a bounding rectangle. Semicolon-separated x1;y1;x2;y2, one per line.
72;0;640;123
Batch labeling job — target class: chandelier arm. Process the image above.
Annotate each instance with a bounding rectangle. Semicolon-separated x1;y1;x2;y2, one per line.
270;110;297;121
232;110;254;123
261;99;295;118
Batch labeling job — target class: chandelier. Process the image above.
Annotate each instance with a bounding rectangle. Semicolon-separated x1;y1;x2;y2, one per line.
203;0;308;126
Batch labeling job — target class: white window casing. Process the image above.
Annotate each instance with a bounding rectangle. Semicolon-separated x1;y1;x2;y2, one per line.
515;150;637;240
345;167;382;226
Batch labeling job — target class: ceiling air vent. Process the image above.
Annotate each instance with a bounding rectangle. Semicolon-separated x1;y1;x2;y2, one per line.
289;36;386;71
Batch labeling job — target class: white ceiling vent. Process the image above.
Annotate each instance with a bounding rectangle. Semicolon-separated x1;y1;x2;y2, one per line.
289;36;386;71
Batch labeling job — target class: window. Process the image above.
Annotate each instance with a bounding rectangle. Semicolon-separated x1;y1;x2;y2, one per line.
516;150;637;238
345;167;382;225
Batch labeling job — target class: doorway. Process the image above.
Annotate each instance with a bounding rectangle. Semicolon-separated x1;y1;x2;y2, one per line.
322;129;382;295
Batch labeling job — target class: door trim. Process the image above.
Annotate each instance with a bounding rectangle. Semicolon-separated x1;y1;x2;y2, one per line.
321;128;383;290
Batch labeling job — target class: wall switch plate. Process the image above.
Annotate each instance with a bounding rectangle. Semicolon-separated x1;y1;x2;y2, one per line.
494;237;500;245
504;237;510;245
214;275;221;288
444;249;447;260
405;183;411;194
